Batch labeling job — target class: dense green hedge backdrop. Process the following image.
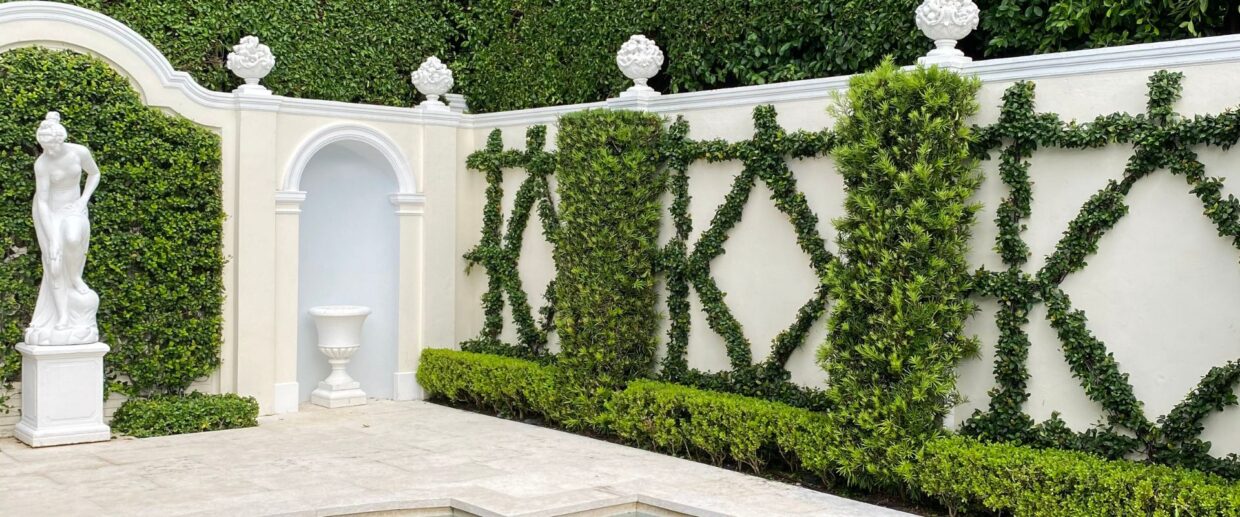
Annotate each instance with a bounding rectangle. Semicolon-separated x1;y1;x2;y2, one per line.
0;47;225;402
30;0;1239;113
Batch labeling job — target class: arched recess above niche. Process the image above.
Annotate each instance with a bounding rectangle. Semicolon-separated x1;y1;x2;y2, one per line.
280;123;422;210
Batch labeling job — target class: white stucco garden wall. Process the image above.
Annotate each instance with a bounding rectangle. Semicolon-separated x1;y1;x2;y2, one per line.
0;1;1236;457
453;55;1240;457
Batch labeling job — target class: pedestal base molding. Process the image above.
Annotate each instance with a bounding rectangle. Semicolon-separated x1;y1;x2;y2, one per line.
14;342;110;447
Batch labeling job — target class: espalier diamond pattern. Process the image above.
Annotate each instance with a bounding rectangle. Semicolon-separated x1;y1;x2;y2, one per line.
964;71;1240;477
463;106;836;407
463;127;559;358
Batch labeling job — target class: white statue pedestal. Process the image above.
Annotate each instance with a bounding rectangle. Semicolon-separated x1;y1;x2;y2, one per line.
14;342;111;447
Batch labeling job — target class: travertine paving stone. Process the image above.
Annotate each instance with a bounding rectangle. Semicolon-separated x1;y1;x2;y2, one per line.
0;400;909;516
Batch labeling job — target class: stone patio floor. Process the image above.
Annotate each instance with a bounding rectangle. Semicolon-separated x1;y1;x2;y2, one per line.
0;400;909;516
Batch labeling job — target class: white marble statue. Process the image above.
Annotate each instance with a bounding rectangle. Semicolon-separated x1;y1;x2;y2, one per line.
24;112;101;346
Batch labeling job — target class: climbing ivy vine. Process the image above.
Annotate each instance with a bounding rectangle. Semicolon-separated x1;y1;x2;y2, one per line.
463;105;836;409
462;127;559;360
658;107;836;409
961;71;1240;480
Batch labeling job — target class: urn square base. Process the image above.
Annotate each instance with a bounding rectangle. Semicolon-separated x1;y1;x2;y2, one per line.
310;385;367;408
14;342;111;447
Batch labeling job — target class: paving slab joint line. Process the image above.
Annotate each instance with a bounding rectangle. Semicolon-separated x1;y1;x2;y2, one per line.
302;494;724;517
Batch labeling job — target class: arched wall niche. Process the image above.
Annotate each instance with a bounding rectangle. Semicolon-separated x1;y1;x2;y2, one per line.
296;143;401;401
281;124;419;196
273;123;426;413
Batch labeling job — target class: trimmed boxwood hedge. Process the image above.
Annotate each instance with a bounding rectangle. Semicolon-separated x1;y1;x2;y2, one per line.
417;348;567;422
915;436;1240;516
111;392;259;438
0;47;224;402
418;348;1240;516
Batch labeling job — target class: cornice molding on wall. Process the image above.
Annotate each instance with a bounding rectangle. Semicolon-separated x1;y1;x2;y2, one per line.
459;101;610;129
466;33;1240;127
964;34;1240;82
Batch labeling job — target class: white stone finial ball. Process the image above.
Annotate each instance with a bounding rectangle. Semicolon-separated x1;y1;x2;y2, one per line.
227;35;276;87
616;34;664;89
410;56;455;103
916;0;980;56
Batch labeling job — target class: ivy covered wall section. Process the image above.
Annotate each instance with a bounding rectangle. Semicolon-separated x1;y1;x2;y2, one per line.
0;47;225;402
458;60;1240;482
462;108;839;411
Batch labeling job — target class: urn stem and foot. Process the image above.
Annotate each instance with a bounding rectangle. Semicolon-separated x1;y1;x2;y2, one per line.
308;305;371;408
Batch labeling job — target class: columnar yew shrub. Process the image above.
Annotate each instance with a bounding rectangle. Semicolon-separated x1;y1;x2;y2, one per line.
819;60;982;488
0;48;224;401
553;110;664;399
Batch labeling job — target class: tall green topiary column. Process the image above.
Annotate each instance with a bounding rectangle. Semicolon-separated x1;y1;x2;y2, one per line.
553;109;665;419
819;60;982;488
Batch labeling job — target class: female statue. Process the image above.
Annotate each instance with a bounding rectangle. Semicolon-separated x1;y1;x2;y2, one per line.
25;112;101;346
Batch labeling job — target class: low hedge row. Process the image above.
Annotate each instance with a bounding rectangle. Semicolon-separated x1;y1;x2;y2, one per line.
916;436;1240;516
110;392;259;438
417;348;562;421
609;379;836;478
418;348;1240;516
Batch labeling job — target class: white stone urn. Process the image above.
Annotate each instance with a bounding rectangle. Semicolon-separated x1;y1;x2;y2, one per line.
616;34;664;98
411;56;454;111
227;35;276;94
916;0;979;67
309;305;371;408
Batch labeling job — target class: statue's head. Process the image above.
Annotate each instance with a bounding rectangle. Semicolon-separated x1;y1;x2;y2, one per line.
36;112;67;155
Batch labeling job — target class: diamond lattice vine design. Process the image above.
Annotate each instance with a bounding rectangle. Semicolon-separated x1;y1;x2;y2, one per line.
462;106;837;408
962;70;1240;479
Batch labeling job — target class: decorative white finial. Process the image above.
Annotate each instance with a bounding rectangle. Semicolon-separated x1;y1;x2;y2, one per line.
616;35;663;97
916;0;979;68
411;57;454;112
227;36;275;94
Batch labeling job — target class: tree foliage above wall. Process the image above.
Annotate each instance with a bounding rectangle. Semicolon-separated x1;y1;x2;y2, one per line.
0;47;225;403
978;0;1240;57
14;0;1237;113
58;0;458;107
